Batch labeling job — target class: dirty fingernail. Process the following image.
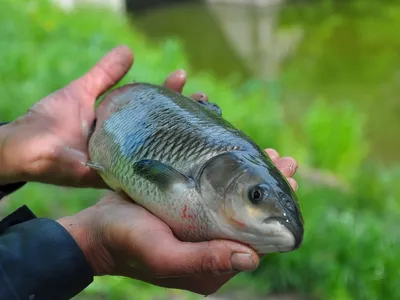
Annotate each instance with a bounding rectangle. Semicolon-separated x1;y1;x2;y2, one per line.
231;253;257;271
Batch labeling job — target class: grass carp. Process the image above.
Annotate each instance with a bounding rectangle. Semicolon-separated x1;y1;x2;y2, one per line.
87;83;304;254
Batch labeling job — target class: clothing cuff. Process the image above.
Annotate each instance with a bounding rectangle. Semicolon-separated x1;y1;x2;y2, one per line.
0;216;94;299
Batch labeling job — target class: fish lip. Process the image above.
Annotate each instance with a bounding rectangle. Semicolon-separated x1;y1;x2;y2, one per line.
262;216;303;251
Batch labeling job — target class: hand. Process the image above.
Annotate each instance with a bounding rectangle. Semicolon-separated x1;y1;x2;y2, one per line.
0;46;207;188
57;151;298;296
0;46;132;187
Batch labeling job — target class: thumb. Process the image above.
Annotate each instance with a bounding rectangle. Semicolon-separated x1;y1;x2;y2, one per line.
155;238;260;277
69;45;134;102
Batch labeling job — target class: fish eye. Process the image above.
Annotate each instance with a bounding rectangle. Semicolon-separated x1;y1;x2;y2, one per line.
248;184;269;204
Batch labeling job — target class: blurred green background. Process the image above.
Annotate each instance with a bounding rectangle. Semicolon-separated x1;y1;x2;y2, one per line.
0;0;399;299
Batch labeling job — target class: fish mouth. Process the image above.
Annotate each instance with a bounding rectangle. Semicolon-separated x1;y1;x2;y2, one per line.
263;217;303;251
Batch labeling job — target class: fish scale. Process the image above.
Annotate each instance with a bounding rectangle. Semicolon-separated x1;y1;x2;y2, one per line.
88;82;304;252
103;96;248;174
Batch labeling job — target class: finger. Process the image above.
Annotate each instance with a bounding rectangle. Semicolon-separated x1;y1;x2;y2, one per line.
266;148;280;163
71;45;134;102
275;156;298;178
191;92;208;102
163;69;187;93
288;178;298;191
148;237;259;278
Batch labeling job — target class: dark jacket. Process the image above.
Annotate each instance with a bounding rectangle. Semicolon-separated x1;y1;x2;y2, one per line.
0;122;93;300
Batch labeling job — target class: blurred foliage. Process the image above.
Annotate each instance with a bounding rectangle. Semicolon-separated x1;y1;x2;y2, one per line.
279;0;400;165
302;99;368;181
0;0;399;300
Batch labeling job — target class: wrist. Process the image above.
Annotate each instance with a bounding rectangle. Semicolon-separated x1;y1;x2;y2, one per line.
57;207;115;276
0;121;28;185
0;116;55;186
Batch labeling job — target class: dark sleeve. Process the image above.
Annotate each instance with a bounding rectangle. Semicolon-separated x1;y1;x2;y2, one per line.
0;210;94;300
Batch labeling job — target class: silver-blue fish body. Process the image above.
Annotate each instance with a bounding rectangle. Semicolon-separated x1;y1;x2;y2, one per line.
88;83;304;254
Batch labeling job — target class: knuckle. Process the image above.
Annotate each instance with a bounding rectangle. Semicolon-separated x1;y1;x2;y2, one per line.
283;156;297;164
199;252;232;275
97;64;117;86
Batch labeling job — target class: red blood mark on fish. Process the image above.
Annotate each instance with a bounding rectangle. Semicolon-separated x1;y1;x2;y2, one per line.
235;220;245;227
181;205;196;221
181;205;188;220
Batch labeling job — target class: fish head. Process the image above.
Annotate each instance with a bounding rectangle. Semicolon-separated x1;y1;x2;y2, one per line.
198;151;304;254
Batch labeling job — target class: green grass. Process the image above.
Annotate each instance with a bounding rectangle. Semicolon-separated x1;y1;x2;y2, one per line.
0;1;399;300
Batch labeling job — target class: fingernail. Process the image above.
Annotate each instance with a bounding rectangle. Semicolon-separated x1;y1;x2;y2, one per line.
231;253;257;271
166;69;185;81
174;69;186;79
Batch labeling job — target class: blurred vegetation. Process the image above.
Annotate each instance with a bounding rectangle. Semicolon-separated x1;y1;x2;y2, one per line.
278;0;400;165
0;0;399;300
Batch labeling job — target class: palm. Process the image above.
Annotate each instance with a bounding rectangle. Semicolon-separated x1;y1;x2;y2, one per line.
33;89;95;153
96;193;237;295
19;85;101;187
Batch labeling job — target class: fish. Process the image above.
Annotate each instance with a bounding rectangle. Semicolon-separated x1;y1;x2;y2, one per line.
87;82;304;254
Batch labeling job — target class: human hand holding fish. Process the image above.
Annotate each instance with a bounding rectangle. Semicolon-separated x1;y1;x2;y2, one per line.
58;152;297;296
0;46;302;296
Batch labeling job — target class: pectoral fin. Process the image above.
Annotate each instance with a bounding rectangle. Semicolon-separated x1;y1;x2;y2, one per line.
133;160;194;192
